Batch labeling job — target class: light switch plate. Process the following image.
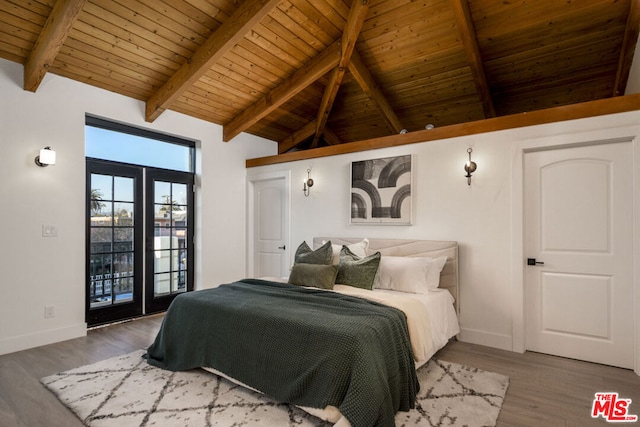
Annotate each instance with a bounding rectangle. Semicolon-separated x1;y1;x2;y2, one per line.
42;224;58;237
44;305;55;318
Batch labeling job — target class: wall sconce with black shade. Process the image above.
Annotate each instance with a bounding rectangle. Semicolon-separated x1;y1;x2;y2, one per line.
35;146;56;167
464;148;477;185
303;168;314;197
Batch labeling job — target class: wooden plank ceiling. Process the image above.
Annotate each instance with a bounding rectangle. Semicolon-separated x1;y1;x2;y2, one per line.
1;0;638;155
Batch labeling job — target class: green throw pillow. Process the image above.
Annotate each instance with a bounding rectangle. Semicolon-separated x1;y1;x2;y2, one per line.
294;240;333;265
288;263;338;289
336;246;381;290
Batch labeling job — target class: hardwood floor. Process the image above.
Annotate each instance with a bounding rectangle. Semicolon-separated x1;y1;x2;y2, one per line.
0;315;164;427
435;341;640;426
0;314;638;426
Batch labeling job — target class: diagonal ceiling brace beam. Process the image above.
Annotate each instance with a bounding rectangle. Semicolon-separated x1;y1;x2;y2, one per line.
24;0;88;92
145;0;281;123
450;0;495;118
312;67;344;146
348;50;404;134
278;120;317;154
321;127;342;146
223;40;341;142
613;0;640;96
312;0;370;145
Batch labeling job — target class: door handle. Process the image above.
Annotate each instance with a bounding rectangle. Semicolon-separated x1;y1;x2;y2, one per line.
527;258;544;266
278;245;286;250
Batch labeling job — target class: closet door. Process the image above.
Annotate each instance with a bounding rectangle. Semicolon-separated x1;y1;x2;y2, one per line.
252;176;289;278
524;141;634;368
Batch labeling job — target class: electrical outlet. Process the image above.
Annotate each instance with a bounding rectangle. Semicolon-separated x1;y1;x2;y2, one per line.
44;305;55;319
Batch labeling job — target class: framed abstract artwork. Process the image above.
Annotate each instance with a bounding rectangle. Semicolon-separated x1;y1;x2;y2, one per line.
350;154;413;225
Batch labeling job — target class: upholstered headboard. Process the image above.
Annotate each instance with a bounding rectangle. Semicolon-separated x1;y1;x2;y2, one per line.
313;237;459;314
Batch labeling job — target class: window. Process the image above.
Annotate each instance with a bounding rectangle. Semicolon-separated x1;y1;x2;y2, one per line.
86;115;194;172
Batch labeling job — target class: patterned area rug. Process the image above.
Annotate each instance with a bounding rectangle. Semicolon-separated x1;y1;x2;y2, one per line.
41;350;509;427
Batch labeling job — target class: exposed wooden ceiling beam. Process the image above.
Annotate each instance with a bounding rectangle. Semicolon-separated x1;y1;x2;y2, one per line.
278;0;371;154
348;50;403;134
145;0;281;123
312;0;370;145
313;67;345;146
322;127;343;146
278;120;316;154
247;93;640;168
450;0;496;118
276;121;342;153
277;118;344;154
223;40;342;142
613;0;640;96
23;0;87;92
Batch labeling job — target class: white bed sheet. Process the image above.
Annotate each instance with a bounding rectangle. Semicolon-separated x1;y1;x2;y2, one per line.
330;285;460;367
367;287;461;366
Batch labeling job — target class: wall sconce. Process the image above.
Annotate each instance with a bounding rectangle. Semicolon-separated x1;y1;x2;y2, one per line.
35;146;56;167
464;148;477;185
303;168;314;197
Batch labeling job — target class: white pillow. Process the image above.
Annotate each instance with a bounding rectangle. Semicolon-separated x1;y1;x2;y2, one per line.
376;256;447;293
323;238;369;265
425;256;448;289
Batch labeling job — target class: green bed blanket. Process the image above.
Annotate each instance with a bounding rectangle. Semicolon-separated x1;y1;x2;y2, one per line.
146;278;418;427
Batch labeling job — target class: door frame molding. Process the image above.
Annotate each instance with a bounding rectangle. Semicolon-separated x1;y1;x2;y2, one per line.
246;169;291;278
510;126;640;375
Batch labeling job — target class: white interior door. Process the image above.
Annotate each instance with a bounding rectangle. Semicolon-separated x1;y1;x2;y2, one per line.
252;177;289;278
524;141;634;368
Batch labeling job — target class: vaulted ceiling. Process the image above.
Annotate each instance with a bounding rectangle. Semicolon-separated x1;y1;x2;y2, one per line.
1;0;639;155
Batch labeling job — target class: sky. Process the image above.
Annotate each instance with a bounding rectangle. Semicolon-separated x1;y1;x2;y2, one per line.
85;126;192;172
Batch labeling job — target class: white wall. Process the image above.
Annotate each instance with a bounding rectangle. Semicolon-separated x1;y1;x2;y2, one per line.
0;58;276;355
248;109;640;361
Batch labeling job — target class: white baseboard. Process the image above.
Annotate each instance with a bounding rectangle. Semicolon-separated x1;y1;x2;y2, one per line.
457;327;514;352
0;323;87;356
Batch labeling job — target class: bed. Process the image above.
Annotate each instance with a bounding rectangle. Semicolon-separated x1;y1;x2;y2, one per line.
146;238;460;427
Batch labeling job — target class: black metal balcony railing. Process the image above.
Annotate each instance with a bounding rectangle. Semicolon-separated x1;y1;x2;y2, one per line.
89;272;133;305
89;269;186;306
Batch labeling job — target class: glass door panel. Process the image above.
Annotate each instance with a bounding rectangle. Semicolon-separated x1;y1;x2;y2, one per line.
146;169;194;313
86;161;142;326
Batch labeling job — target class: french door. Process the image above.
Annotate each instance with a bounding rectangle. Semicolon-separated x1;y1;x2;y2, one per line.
86;159;194;326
